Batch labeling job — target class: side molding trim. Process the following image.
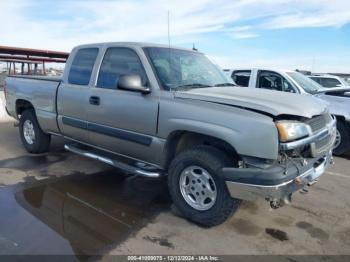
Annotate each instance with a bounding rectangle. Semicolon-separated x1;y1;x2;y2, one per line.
62;116;152;146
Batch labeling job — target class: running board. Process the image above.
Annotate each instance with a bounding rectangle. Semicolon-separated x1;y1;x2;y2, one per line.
64;144;163;178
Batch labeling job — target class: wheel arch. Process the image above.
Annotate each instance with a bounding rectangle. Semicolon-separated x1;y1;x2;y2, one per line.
334;115;350;131
333;115;350;155
162;130;241;170
16;99;35;117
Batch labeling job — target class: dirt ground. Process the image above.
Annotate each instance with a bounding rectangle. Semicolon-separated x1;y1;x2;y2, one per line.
0;105;350;259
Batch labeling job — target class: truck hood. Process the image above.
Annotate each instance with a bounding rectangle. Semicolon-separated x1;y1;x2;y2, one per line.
175;86;327;118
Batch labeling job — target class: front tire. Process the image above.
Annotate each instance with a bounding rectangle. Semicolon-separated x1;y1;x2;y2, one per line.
19;109;51;154
168;146;241;227
333;121;350;156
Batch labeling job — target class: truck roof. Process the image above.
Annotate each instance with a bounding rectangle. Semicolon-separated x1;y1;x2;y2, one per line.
309;74;341;78
226;68;296;74
73;42;200;53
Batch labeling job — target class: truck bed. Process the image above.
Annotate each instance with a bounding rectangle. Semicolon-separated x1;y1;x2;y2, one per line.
8;75;62;82
5;75;62;134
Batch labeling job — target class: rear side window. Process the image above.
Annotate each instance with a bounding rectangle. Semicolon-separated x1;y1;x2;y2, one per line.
320;78;341;88
231;70;251;87
97;47;147;89
68;48;99;85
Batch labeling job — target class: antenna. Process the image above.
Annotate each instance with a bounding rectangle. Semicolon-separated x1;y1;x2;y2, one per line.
167;10;171;48
192;43;198;51
167;10;174;93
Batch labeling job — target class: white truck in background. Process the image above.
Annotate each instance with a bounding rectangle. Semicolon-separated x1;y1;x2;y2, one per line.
224;68;350;155
308;74;350;89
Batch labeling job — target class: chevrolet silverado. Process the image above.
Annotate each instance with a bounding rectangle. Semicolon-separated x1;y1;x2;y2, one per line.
5;43;336;226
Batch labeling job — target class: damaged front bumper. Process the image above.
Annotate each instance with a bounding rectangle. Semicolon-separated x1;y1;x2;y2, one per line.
223;151;333;205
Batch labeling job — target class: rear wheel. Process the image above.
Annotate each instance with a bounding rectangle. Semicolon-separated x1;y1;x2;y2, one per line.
19;109;51;154
333;121;350;156
168;145;241;227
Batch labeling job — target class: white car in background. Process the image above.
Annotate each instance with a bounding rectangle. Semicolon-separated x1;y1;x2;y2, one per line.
308;74;350;89
224;68;350;155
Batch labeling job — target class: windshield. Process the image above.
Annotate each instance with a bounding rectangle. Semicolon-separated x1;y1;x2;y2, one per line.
144;47;232;90
287;72;322;94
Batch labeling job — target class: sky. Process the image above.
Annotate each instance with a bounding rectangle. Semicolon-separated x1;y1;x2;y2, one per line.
1;0;350;73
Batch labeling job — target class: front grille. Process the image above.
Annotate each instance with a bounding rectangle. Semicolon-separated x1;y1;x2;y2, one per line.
315;136;331;151
306;114;334;157
306;115;327;132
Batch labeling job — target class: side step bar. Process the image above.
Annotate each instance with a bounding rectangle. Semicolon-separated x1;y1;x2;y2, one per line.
64;144;163;178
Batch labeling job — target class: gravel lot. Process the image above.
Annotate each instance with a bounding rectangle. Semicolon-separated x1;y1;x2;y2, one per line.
0;95;350;259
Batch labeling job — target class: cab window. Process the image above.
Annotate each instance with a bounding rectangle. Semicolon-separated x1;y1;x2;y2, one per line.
68;48;99;86
231;70;251;87
257;71;295;93
97;47;147;89
320;78;341;88
309;77;321;84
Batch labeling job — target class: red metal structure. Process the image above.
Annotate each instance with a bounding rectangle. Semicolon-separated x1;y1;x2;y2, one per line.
0;45;69;75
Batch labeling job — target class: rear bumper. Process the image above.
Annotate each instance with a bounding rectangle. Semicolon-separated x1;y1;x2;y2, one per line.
223;151;332;202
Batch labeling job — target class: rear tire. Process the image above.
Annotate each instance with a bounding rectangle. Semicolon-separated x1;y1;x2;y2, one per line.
333;121;350;156
19;109;51;154
168;145;241;227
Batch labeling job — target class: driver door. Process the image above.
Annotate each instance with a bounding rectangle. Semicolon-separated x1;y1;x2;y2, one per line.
86;47;159;163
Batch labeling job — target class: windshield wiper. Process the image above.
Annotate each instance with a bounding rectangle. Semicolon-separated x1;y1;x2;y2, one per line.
214;83;236;87
175;83;211;90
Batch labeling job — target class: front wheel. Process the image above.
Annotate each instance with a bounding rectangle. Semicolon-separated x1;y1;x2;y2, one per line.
19;109;51;154
333;121;350;156
168;146;241;227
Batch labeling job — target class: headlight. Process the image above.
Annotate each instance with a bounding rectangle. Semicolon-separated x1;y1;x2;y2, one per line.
275;121;310;142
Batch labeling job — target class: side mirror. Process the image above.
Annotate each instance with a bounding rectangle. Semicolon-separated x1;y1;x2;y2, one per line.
118;74;150;94
335;84;342;88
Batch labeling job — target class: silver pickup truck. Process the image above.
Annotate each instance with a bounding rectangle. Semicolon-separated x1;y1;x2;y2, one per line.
5;42;336;227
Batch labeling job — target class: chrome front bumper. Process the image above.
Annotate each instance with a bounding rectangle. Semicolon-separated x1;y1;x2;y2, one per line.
225;151;332;203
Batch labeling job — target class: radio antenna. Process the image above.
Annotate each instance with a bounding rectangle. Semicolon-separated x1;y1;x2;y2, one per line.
192;43;198;51
167;10;174;92
167;10;171;48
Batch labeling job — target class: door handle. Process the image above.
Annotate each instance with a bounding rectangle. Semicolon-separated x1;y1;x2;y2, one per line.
89;96;100;105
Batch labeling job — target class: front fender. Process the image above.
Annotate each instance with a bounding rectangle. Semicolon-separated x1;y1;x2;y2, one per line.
158;98;279;160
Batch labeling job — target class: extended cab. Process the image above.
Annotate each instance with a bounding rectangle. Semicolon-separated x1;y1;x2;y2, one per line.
226;68;350;155
5;43;336;226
